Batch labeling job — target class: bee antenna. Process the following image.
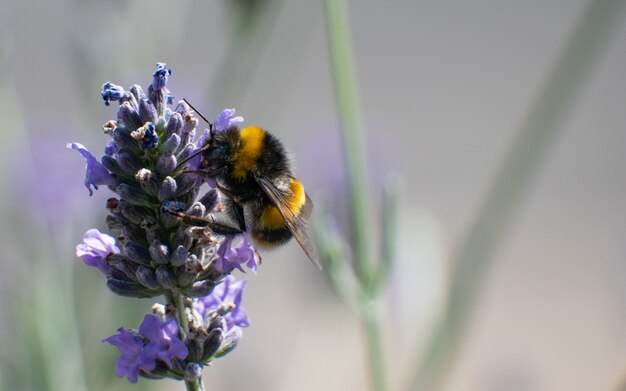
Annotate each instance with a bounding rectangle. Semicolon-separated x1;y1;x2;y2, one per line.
183;98;213;131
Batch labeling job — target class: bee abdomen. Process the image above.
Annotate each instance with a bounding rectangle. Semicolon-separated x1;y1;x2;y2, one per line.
250;226;293;249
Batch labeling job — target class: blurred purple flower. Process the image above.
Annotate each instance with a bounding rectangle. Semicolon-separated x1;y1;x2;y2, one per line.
138;315;189;369
103;327;147;383
213;235;258;274
75;228;119;276
67;142;113;196
195;276;250;330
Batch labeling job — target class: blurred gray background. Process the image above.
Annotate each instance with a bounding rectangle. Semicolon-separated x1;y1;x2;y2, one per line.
1;0;625;390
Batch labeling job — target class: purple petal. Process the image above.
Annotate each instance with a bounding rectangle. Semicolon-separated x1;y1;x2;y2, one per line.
194;276;250;330
67;142;113;196
103;327;145;383
76;228;119;275
213;108;244;132
138;315;188;369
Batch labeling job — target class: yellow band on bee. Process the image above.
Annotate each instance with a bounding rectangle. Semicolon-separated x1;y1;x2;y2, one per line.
233;127;265;179
259;179;306;228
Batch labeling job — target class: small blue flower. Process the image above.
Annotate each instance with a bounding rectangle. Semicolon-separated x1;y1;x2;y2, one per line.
67;142;113;196
101;82;129;106
152;63;171;91
103;327;147;383
213;108;244;132
138;315;189;369
76;228;119;276
213;234;259;274
195;276;250;330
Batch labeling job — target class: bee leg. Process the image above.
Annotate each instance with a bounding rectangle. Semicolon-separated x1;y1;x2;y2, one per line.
168;211;244;235
224;198;247;232
166;211;214;227
182;168;226;178
207;219;245;236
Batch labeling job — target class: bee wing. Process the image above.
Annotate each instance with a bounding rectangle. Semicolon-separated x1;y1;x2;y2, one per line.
254;173;321;269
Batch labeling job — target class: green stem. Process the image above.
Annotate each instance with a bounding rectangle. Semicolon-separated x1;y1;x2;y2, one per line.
323;0;372;286
360;295;386;391
323;1;386;390
167;291;204;391
410;0;626;389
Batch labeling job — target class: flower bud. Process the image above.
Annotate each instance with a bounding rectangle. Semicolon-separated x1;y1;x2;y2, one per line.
116;152;143;175
177;255;202;287
184;332;205;363
149;240;170;265
135;169;159;196
139;98;157;124
164;111;183;141
156;152;177;177
135;265;161;290
117;102;142;130
174;100;190;117
105;214;124;231
187;202;205;217
107;279;156;298
198;189;219;212
158;177;177;201
201;328;224;362
101;154;127;177
215;327;242;358
176;173;195;197
117;184;154;207
124;242;152;266
113;128;140;153
182;280;216;297
156;267;176;289
163;133;181;154
176;143;195;163
170;245;188;267
129;84;145;101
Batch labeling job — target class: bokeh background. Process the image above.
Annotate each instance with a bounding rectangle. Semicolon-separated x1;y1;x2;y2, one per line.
1;0;626;390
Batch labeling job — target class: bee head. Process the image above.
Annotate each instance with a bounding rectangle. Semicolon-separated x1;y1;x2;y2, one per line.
201;127;241;173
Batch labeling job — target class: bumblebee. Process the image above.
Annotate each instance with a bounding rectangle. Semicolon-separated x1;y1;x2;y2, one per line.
177;107;319;268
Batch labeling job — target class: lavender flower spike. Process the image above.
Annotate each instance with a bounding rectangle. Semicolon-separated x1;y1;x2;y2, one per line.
76;228;119;276
67;142;113;196
74;65;255;386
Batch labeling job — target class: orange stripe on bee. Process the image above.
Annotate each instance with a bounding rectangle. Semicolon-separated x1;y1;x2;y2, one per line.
259;179;306;229
233;127;265;179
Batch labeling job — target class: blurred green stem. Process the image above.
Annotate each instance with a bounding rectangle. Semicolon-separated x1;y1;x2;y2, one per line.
323;0;372;291
410;0;626;389
323;1;386;390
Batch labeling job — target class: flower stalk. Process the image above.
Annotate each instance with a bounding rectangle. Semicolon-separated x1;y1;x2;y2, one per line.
321;1;395;391
70;64;256;388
